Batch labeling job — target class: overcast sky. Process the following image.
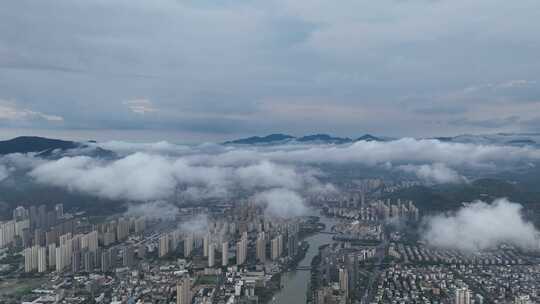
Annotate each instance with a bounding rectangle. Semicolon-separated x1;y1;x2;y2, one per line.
1;0;540;142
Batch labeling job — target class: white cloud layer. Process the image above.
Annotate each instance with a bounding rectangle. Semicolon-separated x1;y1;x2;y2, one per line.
29;153;176;201
0;153;46;169
422;198;539;251
167;138;540;171
0;164;9;181
0;100;63;122
178;214;209;236
0;137;532;221
19;138;540;204
0;153;46;182
254;188;308;218
398;163;466;184
94;140;191;155
123;99;158;114
1;0;540;138
257;139;540;167
28;153;325;202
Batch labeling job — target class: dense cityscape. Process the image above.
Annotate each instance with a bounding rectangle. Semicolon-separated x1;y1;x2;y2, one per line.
2;1;540;303
1;177;539;304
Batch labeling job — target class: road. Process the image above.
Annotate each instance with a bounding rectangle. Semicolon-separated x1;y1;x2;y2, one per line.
360;236;388;304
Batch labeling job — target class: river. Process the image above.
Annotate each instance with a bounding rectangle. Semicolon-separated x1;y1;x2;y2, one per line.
273;214;339;304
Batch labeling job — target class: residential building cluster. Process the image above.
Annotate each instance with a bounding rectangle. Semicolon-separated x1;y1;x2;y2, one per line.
388;243;526;265
373;263;539;304
1;202;315;304
310;241;378;304
325;198;420;222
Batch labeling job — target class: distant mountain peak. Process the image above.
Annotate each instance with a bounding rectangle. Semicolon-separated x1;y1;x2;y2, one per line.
297;134;352;144
224;133;387;145
430;133;540;147
0;136;116;159
223;133;294;145
355;134;383;142
0;136;80;155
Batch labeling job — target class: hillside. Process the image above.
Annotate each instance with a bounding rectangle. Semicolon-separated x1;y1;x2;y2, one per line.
384;178;540;212
0;136;80;155
0;136;116;159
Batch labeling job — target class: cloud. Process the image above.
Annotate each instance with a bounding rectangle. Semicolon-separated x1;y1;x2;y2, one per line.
235;161;304;190
123;99;158;114
93;140;190;155
178;214;209;235
21;137;540;203
462;79;538;94
0;153;45;184
498;79;537;89
29;153;177;201
253;188;308;218
0;154;41;183
0;164;9;182
27;152;328;202
422;198;539;251
398;163;466;184
125;200;178;220
413;105;467;115
0;153;46;169
0;100;64;122
522;117;540;132
1;1;540;137
187;138;540;169
449;116;520;129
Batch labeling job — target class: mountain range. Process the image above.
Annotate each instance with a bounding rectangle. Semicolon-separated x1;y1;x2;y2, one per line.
0;132;538;157
223;133;384;145
432;133;540;146
224;132;540;146
0;136;115;158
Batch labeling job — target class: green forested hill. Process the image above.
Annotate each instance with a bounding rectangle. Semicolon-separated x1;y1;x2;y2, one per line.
385;178;540;212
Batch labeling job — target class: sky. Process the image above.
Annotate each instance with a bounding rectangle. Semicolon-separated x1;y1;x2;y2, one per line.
1;0;540;142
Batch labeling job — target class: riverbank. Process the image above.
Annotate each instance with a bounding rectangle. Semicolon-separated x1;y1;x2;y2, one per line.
272;215;339;304
258;216;326;304
259;240;312;303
